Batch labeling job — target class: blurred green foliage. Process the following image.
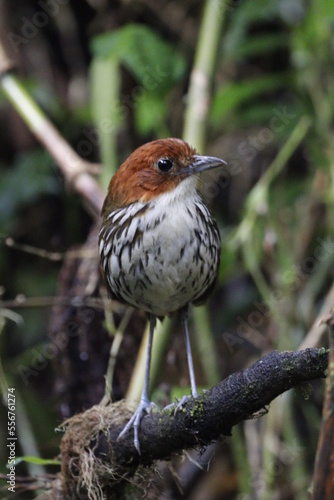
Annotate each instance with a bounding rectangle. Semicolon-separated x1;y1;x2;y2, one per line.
91;24;186;139
91;24;186;92
0;151;60;230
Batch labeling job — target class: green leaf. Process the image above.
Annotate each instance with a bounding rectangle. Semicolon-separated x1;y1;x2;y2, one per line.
211;73;293;128
224;32;288;62
135;94;168;135
91;24;186;94
219;240;238;281
226;0;281;37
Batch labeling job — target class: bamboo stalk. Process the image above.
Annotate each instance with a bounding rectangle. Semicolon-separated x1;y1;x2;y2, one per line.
182;0;226;387
183;0;225;152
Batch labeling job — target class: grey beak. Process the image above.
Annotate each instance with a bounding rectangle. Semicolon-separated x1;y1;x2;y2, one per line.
189;154;227;174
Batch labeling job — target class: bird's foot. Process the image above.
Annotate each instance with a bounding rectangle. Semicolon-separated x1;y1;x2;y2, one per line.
117;397;157;454
164;393;198;415
174;394;194;414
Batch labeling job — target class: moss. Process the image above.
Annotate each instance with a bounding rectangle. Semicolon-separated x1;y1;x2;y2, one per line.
190;398;206;418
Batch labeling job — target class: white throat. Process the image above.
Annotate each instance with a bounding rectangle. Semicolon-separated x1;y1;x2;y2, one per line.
151;175;199;209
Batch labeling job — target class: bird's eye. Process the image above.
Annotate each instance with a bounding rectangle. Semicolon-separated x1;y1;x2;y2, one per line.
157;158;173;172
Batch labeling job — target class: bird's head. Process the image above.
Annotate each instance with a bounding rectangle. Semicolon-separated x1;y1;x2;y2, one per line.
102;138;226;214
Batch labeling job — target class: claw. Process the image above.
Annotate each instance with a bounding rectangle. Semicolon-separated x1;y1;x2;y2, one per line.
163;394;195;415
174;394;193;414
117;398;156;454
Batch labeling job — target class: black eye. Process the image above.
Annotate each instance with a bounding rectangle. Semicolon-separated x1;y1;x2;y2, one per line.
157;158;173;172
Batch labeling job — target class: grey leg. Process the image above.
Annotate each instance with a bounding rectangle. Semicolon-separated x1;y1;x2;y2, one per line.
181;307;198;398
118;314;156;454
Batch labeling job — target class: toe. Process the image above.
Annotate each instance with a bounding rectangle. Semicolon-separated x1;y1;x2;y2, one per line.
174;395;192;414
117;398;157;453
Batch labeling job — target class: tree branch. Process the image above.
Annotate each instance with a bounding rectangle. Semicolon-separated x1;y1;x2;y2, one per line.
99;348;327;464
59;347;327;497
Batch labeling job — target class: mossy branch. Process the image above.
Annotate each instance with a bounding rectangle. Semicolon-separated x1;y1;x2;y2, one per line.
58;348;327;497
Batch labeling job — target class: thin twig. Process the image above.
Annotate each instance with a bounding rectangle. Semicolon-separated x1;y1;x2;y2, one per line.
312;312;334;499
0;42;105;215
0;295;110;311
299;282;334;350
101;308;133;405
5;237;97;261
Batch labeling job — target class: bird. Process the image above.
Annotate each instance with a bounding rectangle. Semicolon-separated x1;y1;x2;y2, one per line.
99;138;225;453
